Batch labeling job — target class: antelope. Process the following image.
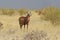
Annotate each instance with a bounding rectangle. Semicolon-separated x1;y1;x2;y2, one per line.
19;12;31;30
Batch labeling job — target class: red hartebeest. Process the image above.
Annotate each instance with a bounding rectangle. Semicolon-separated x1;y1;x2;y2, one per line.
19;13;31;30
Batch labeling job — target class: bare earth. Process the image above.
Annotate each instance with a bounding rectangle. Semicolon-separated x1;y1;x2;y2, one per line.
0;11;60;40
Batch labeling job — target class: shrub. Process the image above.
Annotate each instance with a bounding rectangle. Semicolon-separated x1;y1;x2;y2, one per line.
8;9;15;16
40;7;60;25
23;30;49;40
2;8;15;16
2;8;8;15
18;9;27;15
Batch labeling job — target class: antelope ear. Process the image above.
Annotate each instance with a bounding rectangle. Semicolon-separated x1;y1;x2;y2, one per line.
25;13;27;16
28;12;32;16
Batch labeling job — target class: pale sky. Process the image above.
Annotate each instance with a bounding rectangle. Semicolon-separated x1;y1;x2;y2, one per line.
0;0;60;9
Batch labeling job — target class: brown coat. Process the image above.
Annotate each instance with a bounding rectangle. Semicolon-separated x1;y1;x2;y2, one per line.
19;14;30;29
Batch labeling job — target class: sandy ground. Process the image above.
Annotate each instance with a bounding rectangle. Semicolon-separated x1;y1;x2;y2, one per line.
0;11;60;40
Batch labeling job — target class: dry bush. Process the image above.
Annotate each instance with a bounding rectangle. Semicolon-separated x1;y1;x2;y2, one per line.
8;9;15;16
7;29;16;35
23;30;49;40
18;9;27;16
0;22;3;27
1;8;15;16
2;8;8;15
40;7;60;25
0;22;3;30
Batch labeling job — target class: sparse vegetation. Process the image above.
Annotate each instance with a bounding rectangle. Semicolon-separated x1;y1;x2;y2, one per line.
23;30;49;40
18;9;27;15
2;8;8;15
1;8;15;16
8;9;15;16
7;29;16;35
40;7;60;25
0;7;59;40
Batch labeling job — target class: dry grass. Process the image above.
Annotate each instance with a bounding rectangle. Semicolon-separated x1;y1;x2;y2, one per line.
39;7;60;25
23;30;49;40
0;10;60;40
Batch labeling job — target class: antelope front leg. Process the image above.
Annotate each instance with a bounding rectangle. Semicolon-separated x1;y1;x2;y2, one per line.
24;25;25;29
20;25;22;29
